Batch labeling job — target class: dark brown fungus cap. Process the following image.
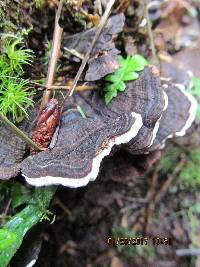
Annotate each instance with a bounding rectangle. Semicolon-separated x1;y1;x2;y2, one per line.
149;83;197;151
0;121;29;180
21;67;166;187
62;13;125;81
124;68;167;155
160;62;193;89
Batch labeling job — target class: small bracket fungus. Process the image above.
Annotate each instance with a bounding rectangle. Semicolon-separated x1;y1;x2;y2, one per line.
62;13;125;81
149;83;197;151
20;67;197;187
0;121;28;180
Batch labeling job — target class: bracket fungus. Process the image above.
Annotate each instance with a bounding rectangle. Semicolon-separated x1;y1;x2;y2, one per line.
62;13;125;81
149;83;197;151
0;121;28;180
19;67;197;187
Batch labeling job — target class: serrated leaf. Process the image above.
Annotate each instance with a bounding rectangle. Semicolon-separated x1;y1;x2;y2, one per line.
117;81;126;91
105;74;118;83
128;55;148;71
105;88;117;104
123;71;139;81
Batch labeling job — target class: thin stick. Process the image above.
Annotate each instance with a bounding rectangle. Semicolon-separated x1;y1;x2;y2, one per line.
47;85;98;91
145;164;160;234
154;157;186;204
63;47;84;59
40;0;63;109
145;0;156;60
0;113;43;151
31;81;98;91
97;0;102;15
63;0;116;101
176;248;200;257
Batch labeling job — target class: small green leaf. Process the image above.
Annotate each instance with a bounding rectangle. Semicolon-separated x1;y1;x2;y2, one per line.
191;77;200;96
118;81;126;91
104;54;148;104
197;104;200;119
105;74;118;83
105;88;117;104
127;55;148;71
123;71;139;81
77;105;86;119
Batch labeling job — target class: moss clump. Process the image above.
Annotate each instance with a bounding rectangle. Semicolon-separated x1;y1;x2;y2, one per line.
0;36;34;121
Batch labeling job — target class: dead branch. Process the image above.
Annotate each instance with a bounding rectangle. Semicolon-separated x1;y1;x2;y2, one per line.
40;0;63;109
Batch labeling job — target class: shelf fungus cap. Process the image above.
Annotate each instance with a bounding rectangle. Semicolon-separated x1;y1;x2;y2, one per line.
0;121;29;180
149;83;197;151
124;69;168;155
20;68;197;187
21;67;166;188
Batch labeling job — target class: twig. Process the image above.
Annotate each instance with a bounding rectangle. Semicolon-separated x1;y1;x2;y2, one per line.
47;85;98;91
63;47;84;59
0;113;44;151
97;0;102;15
145;0;157;60
30;81;98;91
176;248;200;257
144;156;186;234
120;203;144;214
53;198;72;216
40;0;63;109
145;164;160;234
154;156;186;204
62;0;116;105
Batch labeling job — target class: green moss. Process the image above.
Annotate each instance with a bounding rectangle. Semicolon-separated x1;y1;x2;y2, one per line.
112;227;155;260
34;0;45;8
160;147;200;189
179;149;200;188
189;76;200;119
188;201;200;248
160;147;181;172
0;36;34;121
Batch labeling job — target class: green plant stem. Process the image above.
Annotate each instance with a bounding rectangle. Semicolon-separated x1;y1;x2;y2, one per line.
0;186;57;267
0;113;43;151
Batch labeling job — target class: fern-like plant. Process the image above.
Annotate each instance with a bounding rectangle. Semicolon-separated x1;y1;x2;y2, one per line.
104;55;148;104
